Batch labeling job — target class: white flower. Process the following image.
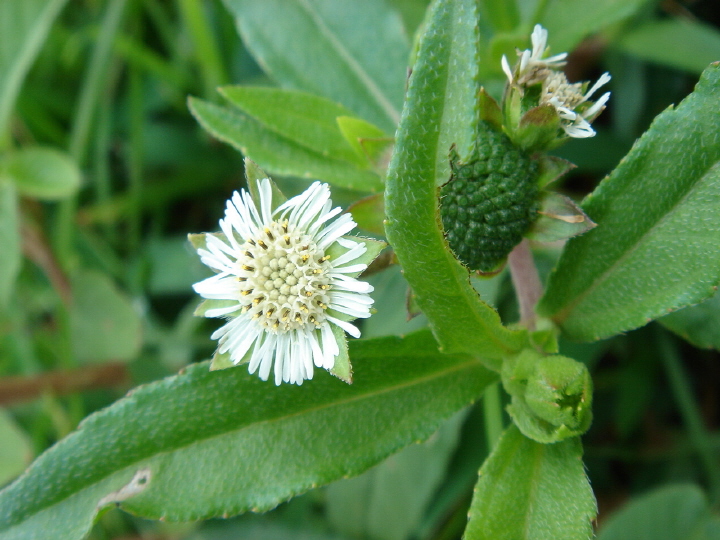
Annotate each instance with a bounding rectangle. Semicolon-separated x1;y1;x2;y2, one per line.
502;24;568;86
541;71;611;138
192;179;374;385
501;24;611;139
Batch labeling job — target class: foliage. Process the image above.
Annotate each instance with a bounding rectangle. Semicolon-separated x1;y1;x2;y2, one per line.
1;1;720;540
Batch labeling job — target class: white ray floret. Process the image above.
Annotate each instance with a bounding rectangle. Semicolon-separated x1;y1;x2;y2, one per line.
193;178;375;385
502;24;568;85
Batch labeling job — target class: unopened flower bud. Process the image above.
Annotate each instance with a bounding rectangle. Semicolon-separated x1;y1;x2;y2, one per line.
502;350;593;443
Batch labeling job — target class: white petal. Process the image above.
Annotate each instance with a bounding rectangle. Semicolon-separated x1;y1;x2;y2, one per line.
258;178;273;224
501;55;513;82
331;263;367;274
309;329;326;368
327;315;361;338
275;333;290;385
584;72;611;101
317;214;357;249
582;92;610;119
331;274;374;293
205;304;242;317
257;336;276;381
332;243;367;267
320;323;338;368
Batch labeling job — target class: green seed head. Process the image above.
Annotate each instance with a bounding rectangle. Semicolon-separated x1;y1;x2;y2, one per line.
440;123;540;272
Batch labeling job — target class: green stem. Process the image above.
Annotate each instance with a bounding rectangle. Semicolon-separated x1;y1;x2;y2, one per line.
483;382;504;450
658;330;720;503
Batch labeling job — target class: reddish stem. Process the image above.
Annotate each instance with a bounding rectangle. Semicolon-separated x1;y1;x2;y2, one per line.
508;239;542;330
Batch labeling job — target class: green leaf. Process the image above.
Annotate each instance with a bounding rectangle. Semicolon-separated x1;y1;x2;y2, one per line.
326;410;467;540
0;410;32;487
465;425;596;540
660;291;720;350
0;0;69;143
0;181;20;305
384;0;527;366
224;0;408;133
348;194;386;236
538;64;720;341
0;330;496;540
188;97;383;192
70;269;142;364
616;19;720;75
220;87;366;166
336;116;392;169
539;0;649;54
3;147;81;200
596;484;720;540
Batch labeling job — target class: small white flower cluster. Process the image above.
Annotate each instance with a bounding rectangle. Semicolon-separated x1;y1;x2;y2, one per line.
502;25;611;138
193;179;374;385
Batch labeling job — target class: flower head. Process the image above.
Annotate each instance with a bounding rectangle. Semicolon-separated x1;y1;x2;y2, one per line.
541;71;611;138
500;24;610;141
192;178;374;385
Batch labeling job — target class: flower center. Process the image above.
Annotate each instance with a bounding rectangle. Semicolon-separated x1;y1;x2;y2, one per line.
541;72;585;110
236;220;331;333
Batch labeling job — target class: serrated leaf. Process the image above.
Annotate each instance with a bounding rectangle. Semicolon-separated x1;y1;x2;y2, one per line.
539;64;720;341
189;97;383;192
0;330;496;540
527;192;596;243
0;181;20;305
384;0;527;367
221;87;365;166
0;0;69;142
465;425;596;540
69;269;142;364
224;0;408;133
616;19;720;75
3;147;81;200
596;484;719;540
659;291;720;350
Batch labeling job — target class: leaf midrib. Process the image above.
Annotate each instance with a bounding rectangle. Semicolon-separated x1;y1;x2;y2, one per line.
1;354;485;529
296;0;400;127
553;158;720;326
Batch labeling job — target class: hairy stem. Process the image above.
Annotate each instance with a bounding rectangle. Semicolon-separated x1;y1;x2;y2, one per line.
508;239;542;330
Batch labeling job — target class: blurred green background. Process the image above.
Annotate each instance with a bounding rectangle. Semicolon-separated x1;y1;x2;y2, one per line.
1;0;720;538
